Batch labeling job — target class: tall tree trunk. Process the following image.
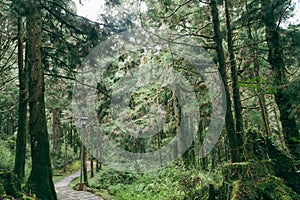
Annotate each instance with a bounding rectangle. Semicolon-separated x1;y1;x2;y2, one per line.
14;16;27;183
83;145;88;185
224;0;244;139
24;1;57;199
198;120;208;170
245;2;271;137
52;108;61;153
208;184;216;200
90;158;94;178
64;125;68;173
211;147;217;170
261;0;300;160
210;0;241;162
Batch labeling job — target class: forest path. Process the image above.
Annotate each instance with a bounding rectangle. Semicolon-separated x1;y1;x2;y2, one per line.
55;169;102;200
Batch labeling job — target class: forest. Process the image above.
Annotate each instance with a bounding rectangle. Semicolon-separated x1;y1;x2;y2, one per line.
0;0;299;199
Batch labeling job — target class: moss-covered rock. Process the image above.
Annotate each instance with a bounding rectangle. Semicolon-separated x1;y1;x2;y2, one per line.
224;174;299;200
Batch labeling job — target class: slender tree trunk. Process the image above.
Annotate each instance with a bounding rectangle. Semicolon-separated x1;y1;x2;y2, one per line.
24;2;57;199
90;158;94;178
69;118;73;145
257;85;271;136
64;126;67;173
74;129;79;155
261;0;300;160
14;16;27;183
96;130;101;172
245;2;271;136
211;147;217;170
210;0;241;162
157;131;162;167
198;120;208;170
273;106;287;150
208;184;216;200
224;0;244;137
83;145;88;185
52;108;61;153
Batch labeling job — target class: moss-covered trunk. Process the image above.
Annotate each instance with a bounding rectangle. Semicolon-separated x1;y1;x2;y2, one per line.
24;1;57;199
224;0;244;137
261;0;300;160
210;0;241;162
221;130;300;199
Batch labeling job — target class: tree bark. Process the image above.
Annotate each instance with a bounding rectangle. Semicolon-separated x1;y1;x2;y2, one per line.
210;0;241;162
83;145;88;186
224;0;244;137
24;1;57;199
261;0;300;160
14;16;27;184
245;1;271;137
90;158;94;178
208;184;216;200
52;108;61;153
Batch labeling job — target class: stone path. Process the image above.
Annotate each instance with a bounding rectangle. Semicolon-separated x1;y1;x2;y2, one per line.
55;170;103;200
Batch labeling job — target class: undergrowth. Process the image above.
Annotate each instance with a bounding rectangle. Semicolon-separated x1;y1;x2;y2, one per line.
88;164;223;200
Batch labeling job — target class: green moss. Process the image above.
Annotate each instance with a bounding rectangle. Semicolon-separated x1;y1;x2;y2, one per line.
21;194;36;200
230;180;241;200
0;180;5;196
257;176;299;200
223;161;300;200
0;170;21;198
223;160;273;182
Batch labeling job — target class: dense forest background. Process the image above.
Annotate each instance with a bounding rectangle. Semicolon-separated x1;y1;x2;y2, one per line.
0;0;299;199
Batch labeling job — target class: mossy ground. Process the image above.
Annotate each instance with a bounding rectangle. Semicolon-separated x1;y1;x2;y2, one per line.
222;161;300;200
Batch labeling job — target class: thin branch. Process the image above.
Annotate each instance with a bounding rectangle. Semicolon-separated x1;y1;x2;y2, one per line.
276;0;292;29
46;0;105;27
198;0;210;5
45;72;110;97
44;72;75;81
75;78;110;98
163;0;193;19
43;6;86;34
0;104;17;113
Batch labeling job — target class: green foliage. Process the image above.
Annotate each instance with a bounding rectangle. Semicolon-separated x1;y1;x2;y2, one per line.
95;49;209;164
88;164;223;200
226;175;300;200
51;144;79;170
89;168;137;190
0;137;32;183
0;170;22;198
0;139;15;170
283;77;300;122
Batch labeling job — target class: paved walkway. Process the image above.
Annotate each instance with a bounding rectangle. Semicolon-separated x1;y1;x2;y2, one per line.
55;170;103;200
